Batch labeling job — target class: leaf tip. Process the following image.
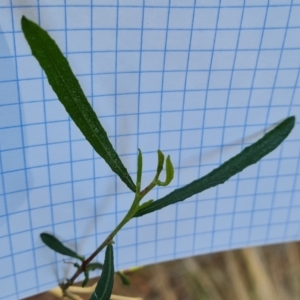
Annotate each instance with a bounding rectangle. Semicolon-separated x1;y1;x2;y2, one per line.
288;115;295;125
275;115;296;138
21;15;30;29
40;232;48;242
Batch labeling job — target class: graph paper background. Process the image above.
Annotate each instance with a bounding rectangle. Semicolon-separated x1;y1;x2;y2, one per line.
1;0;300;299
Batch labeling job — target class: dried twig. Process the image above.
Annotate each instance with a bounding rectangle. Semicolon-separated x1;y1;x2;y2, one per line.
49;285;143;300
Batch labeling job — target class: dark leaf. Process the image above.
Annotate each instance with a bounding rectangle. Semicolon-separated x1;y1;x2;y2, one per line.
134;116;295;217
138;199;154;212
40;233;84;261
116;271;131;286
86;262;104;271
89;244;114;300
21;16;136;192
136;149;143;193
82;271;89;287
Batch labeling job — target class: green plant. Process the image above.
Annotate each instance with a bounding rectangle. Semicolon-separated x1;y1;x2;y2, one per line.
21;15;296;300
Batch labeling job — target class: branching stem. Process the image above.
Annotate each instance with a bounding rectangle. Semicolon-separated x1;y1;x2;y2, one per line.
61;150;159;291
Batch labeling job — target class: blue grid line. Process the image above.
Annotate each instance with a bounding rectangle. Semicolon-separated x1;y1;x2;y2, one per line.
1;150;298;180
114;0;120;268
1;84;300;103
194;2;221;253
285;95;300;234
2;66;300;79
218;1;246;249
90;0;99;267
2;69;300;91
51;66;300;74
4;48;300;61
135;0;146;268
4;280;59;300
242;1;271;246
1;170;298;202
4;47;300;56
79;86;300;97
1;172;299;217
117;220;298;240
3;203;300;246
63;0;78;261
2;203;300;250
283;79;300;238
5;226;292;274
1;85;300;103
4;4;300;9
250;4;297;245
3;85;293;100
0;99;18;295
35;1;57;291
2;101;300;117
154;0;171;263
174;0;196;259
2;206;300;256
192;235;298;253
9;0;38;295
6;26;300;34
1;116;300;141
36;0;61;286
1;70;300;90
264;2;294;242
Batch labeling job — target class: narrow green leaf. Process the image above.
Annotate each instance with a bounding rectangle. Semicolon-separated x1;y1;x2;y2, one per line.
116;271;131;286
81;262;104;287
86;262;104;271
156;155;174;186
138;199;154;211
40;233;84;261
134;116;295;217
136;148;143;193
90;244;114;300
21;16;136;193
166;155;174;182
156;150;165;179
82;271;89;287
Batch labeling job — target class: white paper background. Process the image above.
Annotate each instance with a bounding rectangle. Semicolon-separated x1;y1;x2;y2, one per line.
0;1;300;299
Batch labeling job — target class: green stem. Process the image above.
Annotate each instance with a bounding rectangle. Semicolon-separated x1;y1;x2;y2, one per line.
61;193;143;290
139;181;156;198
60;150;160;291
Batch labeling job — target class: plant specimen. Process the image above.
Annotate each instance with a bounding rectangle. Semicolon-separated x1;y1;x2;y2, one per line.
20;15;296;300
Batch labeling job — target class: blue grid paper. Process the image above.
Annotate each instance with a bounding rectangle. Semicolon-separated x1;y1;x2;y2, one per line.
0;1;300;299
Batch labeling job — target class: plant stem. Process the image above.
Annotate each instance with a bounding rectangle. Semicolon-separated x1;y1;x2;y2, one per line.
139;182;156;198
61;194;142;290
60;155;160;291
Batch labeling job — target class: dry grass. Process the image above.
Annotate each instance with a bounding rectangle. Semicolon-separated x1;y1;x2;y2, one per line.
26;242;300;300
